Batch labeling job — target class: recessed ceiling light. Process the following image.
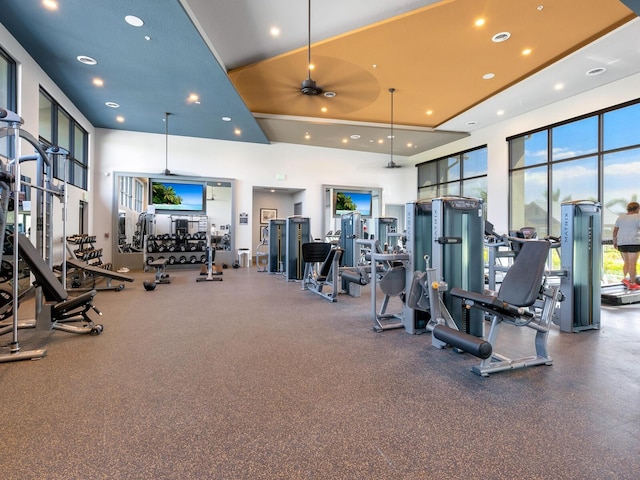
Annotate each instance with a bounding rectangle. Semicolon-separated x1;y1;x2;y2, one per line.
188;93;200;104
387;135;395;139
475;18;485;27
234;128;242;136
522;48;532;56
324;91;336;98
77;55;97;65
221;116;231;122
350;134;361;140
586;67;606;76
270;27;280;37
426;110;433;115
144;35;151;41
116;116;125;123
93;78;104;87
497;110;505;116
407;143;413;148
377;139;384;144
537;5;544;11
125;15;144;27
304;132;311;140
42;0;58;11
554;82;564;90
342;138;348;144
492;32;511;43
321;107;327;113
105;102;120;108
482;73;495;80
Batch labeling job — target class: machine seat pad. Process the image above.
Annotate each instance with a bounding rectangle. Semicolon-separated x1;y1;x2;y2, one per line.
302;242;332;264
452;240;549;310
52;290;97;316
449;288;530;320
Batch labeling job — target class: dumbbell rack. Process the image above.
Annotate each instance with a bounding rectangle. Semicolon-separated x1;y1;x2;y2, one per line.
144;232;210;267
67;234;111;269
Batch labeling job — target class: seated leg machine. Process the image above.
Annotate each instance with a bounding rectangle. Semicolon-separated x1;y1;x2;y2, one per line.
301;242;343;302
410;241;561;376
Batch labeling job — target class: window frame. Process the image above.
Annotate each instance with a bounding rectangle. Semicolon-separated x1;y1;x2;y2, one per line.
416;145;488;209
38;88;88;190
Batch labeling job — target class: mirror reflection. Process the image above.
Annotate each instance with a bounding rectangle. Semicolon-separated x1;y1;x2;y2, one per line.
114;173;235;269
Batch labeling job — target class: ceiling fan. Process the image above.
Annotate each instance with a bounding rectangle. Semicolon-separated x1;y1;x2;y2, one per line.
227;1;380;118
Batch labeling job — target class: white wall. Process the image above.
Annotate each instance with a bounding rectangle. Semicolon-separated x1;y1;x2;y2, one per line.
94;129;414;260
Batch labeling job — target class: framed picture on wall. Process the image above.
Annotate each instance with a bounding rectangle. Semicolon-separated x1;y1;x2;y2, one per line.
260;208;277;223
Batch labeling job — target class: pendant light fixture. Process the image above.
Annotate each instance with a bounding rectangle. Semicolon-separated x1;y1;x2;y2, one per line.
386;88;401;168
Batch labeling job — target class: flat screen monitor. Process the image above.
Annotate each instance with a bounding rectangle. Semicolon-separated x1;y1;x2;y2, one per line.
333;190;372;217
150;179;206;213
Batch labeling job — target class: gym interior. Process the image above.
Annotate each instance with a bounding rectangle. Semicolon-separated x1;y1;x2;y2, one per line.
1;2;640;479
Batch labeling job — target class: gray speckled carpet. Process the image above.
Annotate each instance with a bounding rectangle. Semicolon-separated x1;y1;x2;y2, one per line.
1;266;639;479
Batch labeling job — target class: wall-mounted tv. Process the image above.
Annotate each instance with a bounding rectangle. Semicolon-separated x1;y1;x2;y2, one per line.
150;179;206;213
333;190;372;217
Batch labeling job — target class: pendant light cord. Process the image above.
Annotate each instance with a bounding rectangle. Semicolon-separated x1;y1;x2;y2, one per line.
389;88;395;166
164;112;170;174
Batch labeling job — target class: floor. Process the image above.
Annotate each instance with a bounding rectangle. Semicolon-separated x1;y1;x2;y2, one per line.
0;265;639;479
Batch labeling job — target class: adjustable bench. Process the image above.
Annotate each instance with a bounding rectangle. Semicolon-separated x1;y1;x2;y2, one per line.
66;258;134;291
148;258;170;284
17;234;103;335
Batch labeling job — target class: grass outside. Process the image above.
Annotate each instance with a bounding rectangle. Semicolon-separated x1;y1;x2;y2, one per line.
485;244;628;285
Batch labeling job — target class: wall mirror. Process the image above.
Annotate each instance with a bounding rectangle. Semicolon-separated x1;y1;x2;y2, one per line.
112;172;235;270
322;185;382;240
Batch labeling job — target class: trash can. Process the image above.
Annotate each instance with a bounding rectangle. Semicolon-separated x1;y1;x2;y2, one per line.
238;248;251;268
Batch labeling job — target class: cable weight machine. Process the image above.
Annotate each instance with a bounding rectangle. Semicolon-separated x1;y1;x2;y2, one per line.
0;108;48;361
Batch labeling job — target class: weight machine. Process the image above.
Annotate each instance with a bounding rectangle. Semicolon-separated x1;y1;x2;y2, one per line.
356;238;410;332
301;242;343;302
409;240;561;376
403;197;484;335
255;225;269;272
558;200;601;332
196;220;223;283
373;217;399;252
267;218;286;274
0;108;103;362
285;216;311;281
403;199;433;334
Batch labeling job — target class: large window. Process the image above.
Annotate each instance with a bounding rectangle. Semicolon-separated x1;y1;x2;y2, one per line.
509;99;640;280
0;47;16;159
416;146;488;209
509;99;640;237
38;89;88;190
